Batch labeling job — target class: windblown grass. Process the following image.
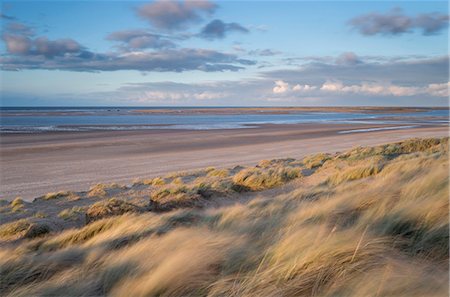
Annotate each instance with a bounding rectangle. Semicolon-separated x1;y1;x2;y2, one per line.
0;137;447;297
58;207;85;221
43;191;76;200
232;166;301;191
86;199;143;223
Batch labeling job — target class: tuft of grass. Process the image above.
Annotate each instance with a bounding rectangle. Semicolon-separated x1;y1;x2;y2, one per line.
151;177;166;186
303;153;331;169
172;177;184;185
87;183;125;198
328;162;384;185
10;197;25;212
58;207;85;221
207;168;229;178
0;219;51;240
10;197;24;207
43;191;77;200
150;185;204;211
232;166;301;191
341;137;448;161
86;199;142;223
0;219;31;239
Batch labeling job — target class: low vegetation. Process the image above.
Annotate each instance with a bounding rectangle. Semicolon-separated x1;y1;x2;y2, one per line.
0;137;448;296
43;191;76;200
232;166;301;191
58;207;85;221
86;199;143;223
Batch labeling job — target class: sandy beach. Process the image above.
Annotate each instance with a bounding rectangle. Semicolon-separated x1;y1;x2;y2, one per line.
1;122;447;200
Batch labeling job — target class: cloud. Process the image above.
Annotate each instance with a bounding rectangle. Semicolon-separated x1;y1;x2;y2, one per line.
56;55;448;106
272;80;289;93
335;52;362;65
3;34;32;55
0;1;259;74
265;55;449;86
199;19;249;40
319;80;449;97
33;37;83;57
106;30;176;50
135;90;227;102
349;8;449;36
269;79;448;98
5;22;35;36
320;81;421;96
137;0;217;31
112;81;237;104
414;13;450;35
0;13;16;20
266;55;448;102
248;49;281;56
273;80;317;94
426;82;450;97
2;34;84;57
1;17;256;73
292;84;317;92
100;80;268;105
272;79;448;98
1;47;255;72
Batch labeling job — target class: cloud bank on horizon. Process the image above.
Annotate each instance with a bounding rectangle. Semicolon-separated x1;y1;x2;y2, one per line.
0;1;449;106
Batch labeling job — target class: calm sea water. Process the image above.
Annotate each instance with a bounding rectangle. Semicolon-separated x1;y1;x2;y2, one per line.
0;107;448;133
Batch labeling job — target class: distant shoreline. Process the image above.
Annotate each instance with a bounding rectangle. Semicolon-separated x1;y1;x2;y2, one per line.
119;106;450;115
1;106;448;115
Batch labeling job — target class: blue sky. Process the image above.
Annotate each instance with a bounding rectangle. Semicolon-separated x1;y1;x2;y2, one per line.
1;1;448;106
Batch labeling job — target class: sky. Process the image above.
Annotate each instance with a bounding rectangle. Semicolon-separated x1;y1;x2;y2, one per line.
0;0;449;107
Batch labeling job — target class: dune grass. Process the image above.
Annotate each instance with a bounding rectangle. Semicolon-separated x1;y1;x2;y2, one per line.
232;166;301;191
43;191;76;200
0;137;448;297
0;219;31;239
86;199;143;223
58;206;85;221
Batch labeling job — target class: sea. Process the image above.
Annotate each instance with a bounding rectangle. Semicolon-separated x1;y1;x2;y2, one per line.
0;107;448;133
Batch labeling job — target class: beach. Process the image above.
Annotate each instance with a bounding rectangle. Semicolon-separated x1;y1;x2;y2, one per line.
1;122;447;200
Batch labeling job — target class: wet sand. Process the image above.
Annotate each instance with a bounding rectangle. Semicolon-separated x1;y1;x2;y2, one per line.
1;123;448;200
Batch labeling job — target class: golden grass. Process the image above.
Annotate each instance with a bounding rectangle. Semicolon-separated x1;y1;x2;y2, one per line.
0;137;448;297
0;219;31;239
303;153;331;169
58;207;85;221
207;168;229;178
43;191;75;200
327;161;384;185
87;183;125;198
232;166;301;191
10;197;25;212
86;199;142;223
151;177;166;186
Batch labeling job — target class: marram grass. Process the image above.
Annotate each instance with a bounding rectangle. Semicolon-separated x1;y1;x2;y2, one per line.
0;137;448;297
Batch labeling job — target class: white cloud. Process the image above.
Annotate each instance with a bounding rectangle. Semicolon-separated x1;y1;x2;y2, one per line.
319;80;448;97
426;82;449;97
273;81;317;94
272;80;289;93
273;79;449;98
293;84;317;91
